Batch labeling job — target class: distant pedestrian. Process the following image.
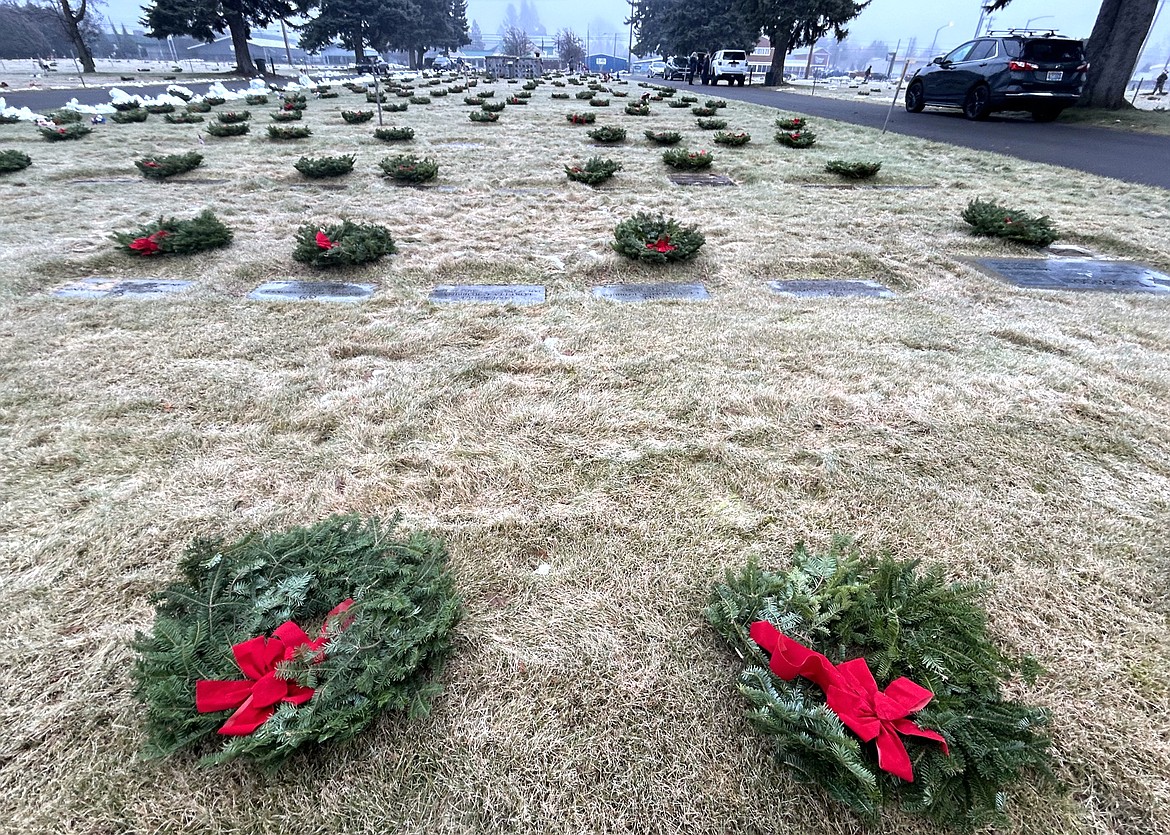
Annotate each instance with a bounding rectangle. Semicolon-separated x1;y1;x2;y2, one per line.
1156;70;1168;95
687;53;698;85
700;54;711;85
863;65;872;83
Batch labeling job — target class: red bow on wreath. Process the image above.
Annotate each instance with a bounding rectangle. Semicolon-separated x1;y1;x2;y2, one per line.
195;599;354;736
749;621;949;782
315;231;335;250
646;237;676;253
129;230;168;255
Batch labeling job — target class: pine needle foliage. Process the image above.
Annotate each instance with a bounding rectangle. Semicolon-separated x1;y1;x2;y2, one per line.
691;106;717;117
186;101;212;113
268;126;312;140
713;131;751;146
145;103;175;114
826;160;882;179
166;113;205;124
587;125;626;144
47;108;82;124
341;110;374;123
112;109;149;123
292;220;396;267
294;154;356;179
132;515;460;767
565;156;622;185
216;110;251;124
775;130;817;148
206;121;249;137
135;151;203;180
961;198;1058;247
662;147;713;169
706;542;1055;830
382;102;409;113
612;212;705;263
40;123;92;141
271;109;303;122
379;154;438;183
0;149;32;173
374;126;415;141
696;118;728;130
112;209;233;256
244;94;269;105
644;130;682;145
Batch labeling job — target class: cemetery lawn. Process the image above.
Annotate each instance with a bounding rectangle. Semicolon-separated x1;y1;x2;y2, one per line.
2;77;1169;835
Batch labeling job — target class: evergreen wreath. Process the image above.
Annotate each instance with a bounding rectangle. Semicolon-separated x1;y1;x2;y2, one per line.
206;121;249;137
680;95;698;103
668;100;691;108
379;154;439;183
713;130;751;146
706;543;1055;830
40;123;92;141
644;130;682;145
132;514;460;766
244;94;269;105
506;96;529;105
382;102;409;112
464;96;484;105
477;89;494;97
509;90;526;98
481;101;506;113
961;198;1058;247
567;112;596;125
44;108;81;124
341;110;375;123
366;92;386;103
825;160;882;179
409;96;432;105
776;116;807;130
186;101;213;113
696;117;728;130
204;96;227;106
469;110;499;123
112;109;150;124
625;103;650;116
551;92;570;99
282;94;307;110
565;156;622;185
705;99;728;109
145;103;175;114
587;125;627;143
319;91;340;99
588;98;610;107
112;100;141;112
293;220;396;267
612;90;629;97
166;112;205;124
113;209;232;256
575;90;596;100
662;147;713;169
375;126;415;141
268;125;312;140
692;106;717;117
294;154;356;178
448;85;466;93
135;151;204;180
775;130;817;148
217;110;251;123
612;212;705;263
271;109;303;122
0;149;33;173
0;113;22;124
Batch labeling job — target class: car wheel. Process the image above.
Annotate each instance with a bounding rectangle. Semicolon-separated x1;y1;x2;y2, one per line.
905;80;925;113
1032;106;1063;122
737;76;745;86
963;84;991;120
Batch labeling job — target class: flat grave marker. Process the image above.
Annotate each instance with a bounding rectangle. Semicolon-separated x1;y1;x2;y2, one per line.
976;258;1170;294
592;283;710;303
430;284;545;305
247;281;376;303
52;277;193;299
767;279;895;299
667;173;736;187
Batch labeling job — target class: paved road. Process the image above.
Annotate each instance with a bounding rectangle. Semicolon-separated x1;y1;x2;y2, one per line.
6;79;1170;190
663;80;1170;190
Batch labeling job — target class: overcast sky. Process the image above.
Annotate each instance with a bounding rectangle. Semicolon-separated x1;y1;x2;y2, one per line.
102;1;1169;62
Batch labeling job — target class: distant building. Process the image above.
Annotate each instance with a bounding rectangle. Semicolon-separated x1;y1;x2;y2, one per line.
586;53;628;74
749;36;831;77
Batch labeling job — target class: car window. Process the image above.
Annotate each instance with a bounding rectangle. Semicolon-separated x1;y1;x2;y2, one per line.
943;42;976;63
967;40;997;61
720;51;747;61
1023;39;1084;63
1002;39;1023;58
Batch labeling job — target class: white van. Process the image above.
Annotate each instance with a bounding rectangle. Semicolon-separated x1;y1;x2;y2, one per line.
710;49;749;86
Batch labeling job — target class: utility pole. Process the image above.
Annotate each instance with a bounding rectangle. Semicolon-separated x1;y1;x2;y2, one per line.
280;19;294;69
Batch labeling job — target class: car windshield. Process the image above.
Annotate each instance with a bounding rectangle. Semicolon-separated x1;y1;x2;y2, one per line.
721;51;747;61
1022;39;1084;63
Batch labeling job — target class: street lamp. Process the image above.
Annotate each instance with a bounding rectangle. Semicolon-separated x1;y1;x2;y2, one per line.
1025;15;1054;30
927;21;954;60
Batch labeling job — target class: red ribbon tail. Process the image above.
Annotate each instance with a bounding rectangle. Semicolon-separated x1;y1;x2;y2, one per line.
875;724;916;782
217;693;277;736
892;717;950;756
195;679;254;713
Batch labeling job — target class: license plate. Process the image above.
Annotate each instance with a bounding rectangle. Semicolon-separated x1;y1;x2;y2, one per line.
1046;71;1063;81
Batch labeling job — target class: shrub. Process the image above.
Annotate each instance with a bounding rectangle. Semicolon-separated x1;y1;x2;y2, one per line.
374;126;415;141
696;118;727;130
962;198;1058;247
206;121;249;137
713;131;751;146
0;149;33;173
379;153;439;183
135;151;203;180
662;147;713;169
565;156;622;185
612;212;705;262
293;222;397;267
775;130;817;148
267;125;312;140
216;110;250;123
294;154;356;178
825;160;882;179
113;209;232;256
40;123;92;141
341;110;374;123
131;515;457;766
587;125;627;143
644;130;682;145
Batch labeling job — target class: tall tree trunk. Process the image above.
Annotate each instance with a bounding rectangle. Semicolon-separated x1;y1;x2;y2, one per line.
225;11;256;74
353;27;366;63
57;0;95;72
767;29;790;86
1078;0;1159;108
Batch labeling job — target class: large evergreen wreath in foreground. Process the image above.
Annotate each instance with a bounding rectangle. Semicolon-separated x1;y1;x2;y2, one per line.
133;515;461;767
293;220;396;267
112;210;232;256
612;213;705;263
707;543;1054;830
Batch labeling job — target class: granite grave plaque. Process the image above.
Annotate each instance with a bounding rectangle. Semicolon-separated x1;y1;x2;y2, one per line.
592;283;710;302
52;277;193;299
667;173;736;187
247;281;376;302
767;279;895;299
430;284;545;305
976;258;1170;294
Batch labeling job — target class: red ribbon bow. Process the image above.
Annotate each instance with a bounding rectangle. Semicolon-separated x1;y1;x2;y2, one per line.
315;231;335;250
129;230;168;255
749;621;948;781
646;237;676;253
195;599;354;736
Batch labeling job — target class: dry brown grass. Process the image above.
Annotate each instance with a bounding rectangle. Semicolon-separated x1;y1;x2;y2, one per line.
1;73;1169;835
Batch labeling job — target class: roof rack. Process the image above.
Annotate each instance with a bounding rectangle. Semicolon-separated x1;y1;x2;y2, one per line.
986;29;1066;38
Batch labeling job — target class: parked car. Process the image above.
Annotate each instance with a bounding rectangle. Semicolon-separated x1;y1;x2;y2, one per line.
664;56;689;81
352;60;390;75
647;61;668;78
904;31;1087;121
709;49;749;86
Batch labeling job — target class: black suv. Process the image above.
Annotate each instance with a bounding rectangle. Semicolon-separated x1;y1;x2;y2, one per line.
905;31;1087;121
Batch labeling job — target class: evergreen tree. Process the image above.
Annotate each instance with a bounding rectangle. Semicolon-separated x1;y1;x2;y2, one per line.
141;0;308;75
299;0;412;64
390;0;469;69
753;0;870;84
632;0;759;58
468;18;484;49
518;0;544;36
